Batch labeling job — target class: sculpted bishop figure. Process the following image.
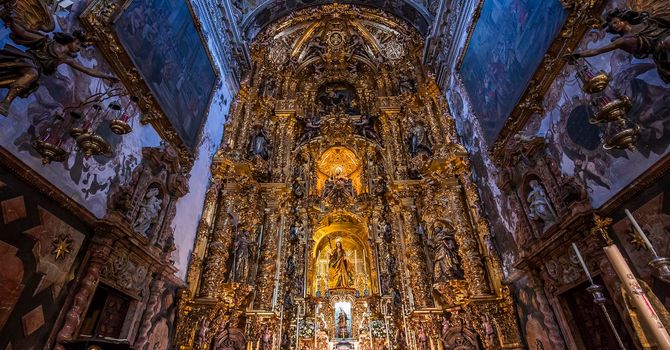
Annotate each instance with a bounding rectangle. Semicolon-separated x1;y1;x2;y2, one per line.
329;241;353;289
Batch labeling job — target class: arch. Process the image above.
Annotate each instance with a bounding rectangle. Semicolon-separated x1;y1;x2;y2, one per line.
241;0;432;41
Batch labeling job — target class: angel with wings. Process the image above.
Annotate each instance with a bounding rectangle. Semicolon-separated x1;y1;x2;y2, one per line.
0;0;117;116
570;2;670;83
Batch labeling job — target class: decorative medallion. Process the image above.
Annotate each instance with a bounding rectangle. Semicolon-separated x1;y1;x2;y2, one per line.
51;234;74;260
269;43;287;66
328;31;345;48
384;39;404;61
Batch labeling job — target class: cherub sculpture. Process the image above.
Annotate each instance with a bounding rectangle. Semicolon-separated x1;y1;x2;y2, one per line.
0;0;118;115
569;5;670;83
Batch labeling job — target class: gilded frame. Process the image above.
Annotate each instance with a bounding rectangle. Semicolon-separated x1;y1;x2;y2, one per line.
80;0;220;170
455;0;605;163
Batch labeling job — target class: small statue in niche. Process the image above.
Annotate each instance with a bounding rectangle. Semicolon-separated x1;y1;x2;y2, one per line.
481;315;496;346
337;309;349;338
431;225;464;281
387;255;397;274
353;114;380;143
286;255;295;277
196;316;211;349
232;228;252;282
526;180;558;229
261;77;276;98
280;331;291;349
260;325;272;350
248;125;270;160
382;221;393;243
417;326;428;350
373;176;387;196
288;221;302;243
569;8;670;83
408;121;433;157
298;115;322;144
0;12;118;115
398;69;416;94
440;314;451;343
134;187;162;236
291;180;305;197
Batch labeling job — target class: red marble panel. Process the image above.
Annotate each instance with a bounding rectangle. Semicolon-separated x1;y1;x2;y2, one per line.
0;241;24;332
1;196;26;224
21;305;44;336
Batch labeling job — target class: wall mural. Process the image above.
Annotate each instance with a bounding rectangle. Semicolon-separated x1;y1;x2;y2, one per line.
0;0;232;280
460;0;567;144
115;0;217;150
537;43;670;207
449;0;670;274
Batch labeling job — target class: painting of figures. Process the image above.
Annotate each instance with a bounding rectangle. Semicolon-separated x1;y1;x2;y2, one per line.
460;0;567;144
115;0;217;149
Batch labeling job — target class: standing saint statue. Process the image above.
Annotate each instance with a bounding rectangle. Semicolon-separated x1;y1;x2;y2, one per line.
526;180;557;229
329;241;353;289
248;125;270;160
431;225;463;281
133;187;162;236
408;121;432;157
337;309;349;338
232;229;252;282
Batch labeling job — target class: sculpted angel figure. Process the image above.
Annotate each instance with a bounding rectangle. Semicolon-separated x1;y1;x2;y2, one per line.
0;5;117;115
570;8;670;83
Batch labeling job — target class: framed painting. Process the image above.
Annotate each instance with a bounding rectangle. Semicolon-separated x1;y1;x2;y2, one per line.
459;0;568;145
81;0;218;167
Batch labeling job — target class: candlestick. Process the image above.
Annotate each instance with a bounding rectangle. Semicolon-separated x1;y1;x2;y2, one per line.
572;243;594;285
625;209;658;257
585;284;626;350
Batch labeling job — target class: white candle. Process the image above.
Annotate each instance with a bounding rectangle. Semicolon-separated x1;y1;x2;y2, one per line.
625;209;658;257
572;243;594;285
604;244;670;349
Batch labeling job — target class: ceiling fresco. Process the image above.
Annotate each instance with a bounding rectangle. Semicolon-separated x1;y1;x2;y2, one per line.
233;0;433;39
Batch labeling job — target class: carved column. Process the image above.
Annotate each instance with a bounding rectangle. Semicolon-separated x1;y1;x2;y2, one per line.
528;269;567;349
199;194;235;298
254;209;280;310
55;234;113;349
186;179;221;295
400;205;432;309
135;274;165;348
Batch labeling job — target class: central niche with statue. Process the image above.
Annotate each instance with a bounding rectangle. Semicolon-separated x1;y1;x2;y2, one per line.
176;5;523;350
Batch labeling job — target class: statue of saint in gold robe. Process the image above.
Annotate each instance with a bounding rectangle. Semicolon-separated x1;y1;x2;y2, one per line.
329;241;353;289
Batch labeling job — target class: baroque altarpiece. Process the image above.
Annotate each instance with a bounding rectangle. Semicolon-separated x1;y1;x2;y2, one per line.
176;6;523;350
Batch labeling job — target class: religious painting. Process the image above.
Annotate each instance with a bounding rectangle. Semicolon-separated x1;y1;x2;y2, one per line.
460;0;567;144
115;0;217;149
